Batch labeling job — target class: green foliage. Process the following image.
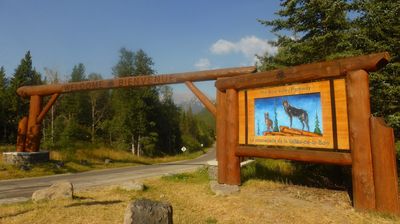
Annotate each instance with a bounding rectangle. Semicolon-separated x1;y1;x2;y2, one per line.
5;51;42;142
181;134;202;152
161;168;209;183
258;0;400;138
242;159;351;190
0;49;214;158
313;113;322;135
0;67;9;143
273;101;279;132
109;48;159;152
140;132;159;156
179;107;215;152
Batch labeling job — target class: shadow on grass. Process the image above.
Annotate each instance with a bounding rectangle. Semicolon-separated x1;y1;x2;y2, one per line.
64;200;123;208
241;159;352;192
0;208;34;219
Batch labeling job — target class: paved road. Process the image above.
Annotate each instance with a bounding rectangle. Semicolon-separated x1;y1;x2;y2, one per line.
0;147;215;203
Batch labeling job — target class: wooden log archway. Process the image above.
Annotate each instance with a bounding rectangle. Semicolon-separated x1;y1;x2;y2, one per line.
15;66;256;153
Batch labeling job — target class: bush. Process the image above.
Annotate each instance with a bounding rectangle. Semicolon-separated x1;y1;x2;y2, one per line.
181;134;201;152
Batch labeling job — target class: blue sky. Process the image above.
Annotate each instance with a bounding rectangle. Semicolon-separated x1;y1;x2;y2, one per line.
0;0;281;102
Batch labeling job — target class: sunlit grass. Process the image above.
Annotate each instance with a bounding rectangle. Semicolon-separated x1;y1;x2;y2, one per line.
0;146;208;180
1;168;398;224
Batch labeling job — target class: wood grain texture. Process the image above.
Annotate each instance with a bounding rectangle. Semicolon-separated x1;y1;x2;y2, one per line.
236;146;352;165
238;91;246;144
334;79;350;150
370;117;400;214
245;81;334;149
16;117;28;152
216;52;390;91
36;93;60;124
225;89;241;185
185;81;216;117
346;70;376;211
25;95;42;152
17;66;256;97
216;89;227;184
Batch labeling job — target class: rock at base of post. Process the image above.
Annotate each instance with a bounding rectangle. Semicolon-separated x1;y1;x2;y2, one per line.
210;180;240;196
2;151;49;165
124;199;173;224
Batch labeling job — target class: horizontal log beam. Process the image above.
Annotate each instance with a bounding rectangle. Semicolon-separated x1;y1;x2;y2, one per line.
216;52;390;91
17;66;256;97
236;146;352;165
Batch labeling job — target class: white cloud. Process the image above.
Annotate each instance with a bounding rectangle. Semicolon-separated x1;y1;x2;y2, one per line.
210;36;277;64
194;58;211;70
210;39;236;54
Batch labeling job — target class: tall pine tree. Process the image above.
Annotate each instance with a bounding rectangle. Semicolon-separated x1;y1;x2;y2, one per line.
8;51;42;142
259;0;400;137
0;67;9;143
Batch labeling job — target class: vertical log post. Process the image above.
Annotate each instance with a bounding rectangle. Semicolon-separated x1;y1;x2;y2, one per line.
370;117;400;214
346;70;376;211
225;89;240;185
216;89;228;183
25;95;42;152
16;116;28;152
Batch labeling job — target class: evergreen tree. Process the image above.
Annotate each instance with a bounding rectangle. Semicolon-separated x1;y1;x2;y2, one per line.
313;112;322;135
110;48;160;155
156;86;182;154
258;0;354;69
258;0;400;138
57;63;91;144
352;0;400;137
8;51;42;142
273;100;279;132
0;67;9;142
87;73;110;144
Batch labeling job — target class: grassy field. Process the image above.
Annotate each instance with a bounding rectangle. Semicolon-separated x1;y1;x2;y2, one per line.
0;145;206;180
1;163;399;224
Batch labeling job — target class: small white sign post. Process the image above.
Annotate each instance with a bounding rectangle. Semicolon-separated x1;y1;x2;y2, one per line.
181;146;187;152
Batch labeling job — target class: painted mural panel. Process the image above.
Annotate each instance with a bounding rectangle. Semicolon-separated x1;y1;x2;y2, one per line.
254;93;323;137
239;80;347;149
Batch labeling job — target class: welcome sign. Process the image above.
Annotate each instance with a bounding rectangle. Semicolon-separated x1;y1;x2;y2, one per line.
238;80;350;150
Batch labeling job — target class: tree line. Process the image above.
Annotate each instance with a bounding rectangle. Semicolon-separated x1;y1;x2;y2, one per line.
0;49;215;156
258;0;399;138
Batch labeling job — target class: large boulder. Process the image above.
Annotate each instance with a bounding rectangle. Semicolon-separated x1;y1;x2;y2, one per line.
32;181;74;202
124;199;173;224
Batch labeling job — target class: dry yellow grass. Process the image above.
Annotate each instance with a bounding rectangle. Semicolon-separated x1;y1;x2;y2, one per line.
1;168;399;224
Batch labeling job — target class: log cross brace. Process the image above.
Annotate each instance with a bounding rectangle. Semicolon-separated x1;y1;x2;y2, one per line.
16;93;60;152
184;81;216;117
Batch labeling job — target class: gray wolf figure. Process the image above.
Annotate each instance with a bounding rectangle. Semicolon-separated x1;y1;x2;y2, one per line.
282;100;309;131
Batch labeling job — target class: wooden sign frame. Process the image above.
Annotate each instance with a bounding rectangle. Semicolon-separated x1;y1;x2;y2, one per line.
238;80;349;150
215;52;400;215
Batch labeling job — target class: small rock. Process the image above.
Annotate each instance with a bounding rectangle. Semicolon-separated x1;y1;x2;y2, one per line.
55;161;64;169
32;181;74;202
124;199;173;224
104;158;112;164
209;181;240;196
119;181;145;191
79;160;89;165
19;164;31;171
